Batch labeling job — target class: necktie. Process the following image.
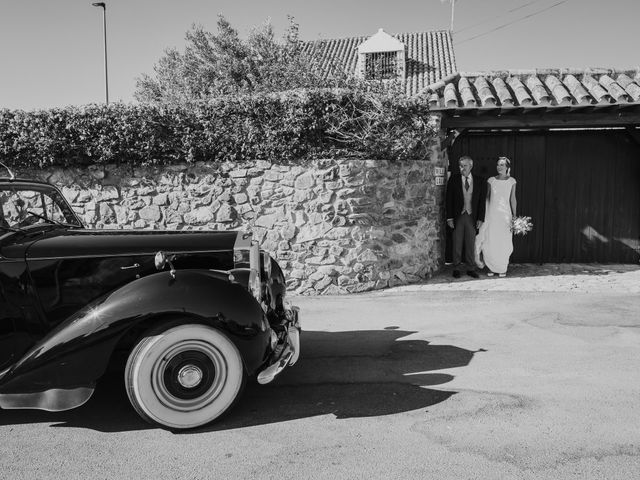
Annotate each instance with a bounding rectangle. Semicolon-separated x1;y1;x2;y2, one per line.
465;176;470;191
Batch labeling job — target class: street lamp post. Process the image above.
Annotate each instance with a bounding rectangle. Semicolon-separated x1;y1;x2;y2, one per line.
92;2;109;104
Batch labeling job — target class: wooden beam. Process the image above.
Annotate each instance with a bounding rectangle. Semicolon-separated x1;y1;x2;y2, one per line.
441;110;640;129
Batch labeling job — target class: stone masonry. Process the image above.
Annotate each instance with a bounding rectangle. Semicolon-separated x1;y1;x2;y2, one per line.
21;132;448;295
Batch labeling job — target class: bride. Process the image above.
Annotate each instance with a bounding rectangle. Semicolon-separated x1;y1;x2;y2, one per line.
476;156;517;276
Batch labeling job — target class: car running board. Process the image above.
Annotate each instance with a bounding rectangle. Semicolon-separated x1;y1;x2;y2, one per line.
0;386;94;412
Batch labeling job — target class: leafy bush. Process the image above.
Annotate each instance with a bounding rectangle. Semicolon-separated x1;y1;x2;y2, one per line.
0;89;435;168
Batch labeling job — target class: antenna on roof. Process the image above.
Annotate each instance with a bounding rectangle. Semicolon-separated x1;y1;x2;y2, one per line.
450;0;456;31
0;161;15;180
441;0;456;31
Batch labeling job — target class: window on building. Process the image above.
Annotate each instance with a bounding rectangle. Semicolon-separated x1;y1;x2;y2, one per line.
364;51;399;80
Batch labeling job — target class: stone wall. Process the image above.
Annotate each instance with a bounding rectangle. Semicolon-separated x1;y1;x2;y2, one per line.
22;137;448;294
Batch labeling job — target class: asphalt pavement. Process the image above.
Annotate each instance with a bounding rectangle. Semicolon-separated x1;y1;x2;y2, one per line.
1;264;639;480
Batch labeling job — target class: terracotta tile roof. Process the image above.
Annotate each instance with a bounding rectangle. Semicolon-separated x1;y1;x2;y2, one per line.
421;68;640;110
303;30;456;96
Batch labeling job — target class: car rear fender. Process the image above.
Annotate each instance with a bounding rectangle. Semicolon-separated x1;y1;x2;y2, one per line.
0;270;270;398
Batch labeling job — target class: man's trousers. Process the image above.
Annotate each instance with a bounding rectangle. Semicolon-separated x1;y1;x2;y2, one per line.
453;213;476;268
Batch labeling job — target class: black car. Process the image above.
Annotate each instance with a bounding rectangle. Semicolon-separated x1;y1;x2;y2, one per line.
0;169;300;429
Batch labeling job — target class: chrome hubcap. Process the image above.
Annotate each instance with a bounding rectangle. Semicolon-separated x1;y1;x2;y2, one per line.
177;365;203;388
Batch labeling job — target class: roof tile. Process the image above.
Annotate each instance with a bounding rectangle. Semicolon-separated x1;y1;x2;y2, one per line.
444;83;458;107
508;76;533;105
564;75;592;104
459;77;476;107
422;68;640;110
544;75;572;105
600;75;630;103
428;92;440;108
526;75;551;105
492;77;513;106
303;30;456;96
473;76;496;106
582;75;613;103
617;74;640;101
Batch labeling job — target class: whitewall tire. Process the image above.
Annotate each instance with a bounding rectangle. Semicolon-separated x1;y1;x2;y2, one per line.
125;324;245;429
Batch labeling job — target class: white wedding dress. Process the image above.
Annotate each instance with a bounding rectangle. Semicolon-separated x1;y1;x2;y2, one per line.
475;177;516;274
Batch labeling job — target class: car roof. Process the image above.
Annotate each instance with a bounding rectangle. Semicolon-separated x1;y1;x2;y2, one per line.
0;177;58;188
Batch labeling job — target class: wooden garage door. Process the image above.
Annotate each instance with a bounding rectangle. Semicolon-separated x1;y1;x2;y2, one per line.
449;130;640;263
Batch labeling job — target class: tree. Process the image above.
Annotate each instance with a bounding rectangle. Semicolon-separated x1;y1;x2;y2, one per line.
135;16;348;104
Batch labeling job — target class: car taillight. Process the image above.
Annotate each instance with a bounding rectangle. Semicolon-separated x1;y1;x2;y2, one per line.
249;243;262;301
233;235;262;301
248;268;261;301
261;251;272;278
233;231;253;268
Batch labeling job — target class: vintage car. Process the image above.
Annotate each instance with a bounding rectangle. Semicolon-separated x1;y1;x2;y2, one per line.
0;169;300;429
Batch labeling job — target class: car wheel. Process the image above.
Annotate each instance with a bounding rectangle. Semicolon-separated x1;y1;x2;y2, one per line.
125;323;245;429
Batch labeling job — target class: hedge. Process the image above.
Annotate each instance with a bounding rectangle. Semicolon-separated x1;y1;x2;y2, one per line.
0;89;434;168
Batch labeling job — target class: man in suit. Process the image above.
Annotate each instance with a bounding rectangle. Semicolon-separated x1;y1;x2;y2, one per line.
445;155;487;278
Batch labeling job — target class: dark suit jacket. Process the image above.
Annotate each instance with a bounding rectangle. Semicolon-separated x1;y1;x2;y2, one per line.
445;173;487;223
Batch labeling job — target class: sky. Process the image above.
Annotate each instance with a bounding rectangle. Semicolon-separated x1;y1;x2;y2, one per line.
0;0;637;110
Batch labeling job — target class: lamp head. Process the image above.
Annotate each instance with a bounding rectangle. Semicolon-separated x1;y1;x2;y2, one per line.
92;2;106;8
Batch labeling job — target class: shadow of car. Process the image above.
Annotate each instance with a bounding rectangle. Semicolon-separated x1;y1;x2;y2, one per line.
0;329;478;432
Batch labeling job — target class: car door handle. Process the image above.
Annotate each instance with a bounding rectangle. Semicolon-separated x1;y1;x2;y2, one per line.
120;263;140;270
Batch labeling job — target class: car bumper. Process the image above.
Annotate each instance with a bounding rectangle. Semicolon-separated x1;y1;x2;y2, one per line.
256;306;300;385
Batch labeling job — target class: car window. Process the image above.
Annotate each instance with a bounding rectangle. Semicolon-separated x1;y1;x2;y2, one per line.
1;188;74;229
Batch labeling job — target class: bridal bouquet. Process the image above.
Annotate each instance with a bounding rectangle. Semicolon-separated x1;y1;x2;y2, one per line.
511;216;533;236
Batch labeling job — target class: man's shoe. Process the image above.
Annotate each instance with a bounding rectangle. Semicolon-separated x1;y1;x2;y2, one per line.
452;270;461;279
467;270;479;278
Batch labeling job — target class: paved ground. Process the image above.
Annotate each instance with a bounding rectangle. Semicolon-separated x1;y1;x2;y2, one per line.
414;262;640;293
1;264;639;479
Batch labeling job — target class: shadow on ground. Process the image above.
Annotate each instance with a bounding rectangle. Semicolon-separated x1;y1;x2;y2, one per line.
0;329;479;433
